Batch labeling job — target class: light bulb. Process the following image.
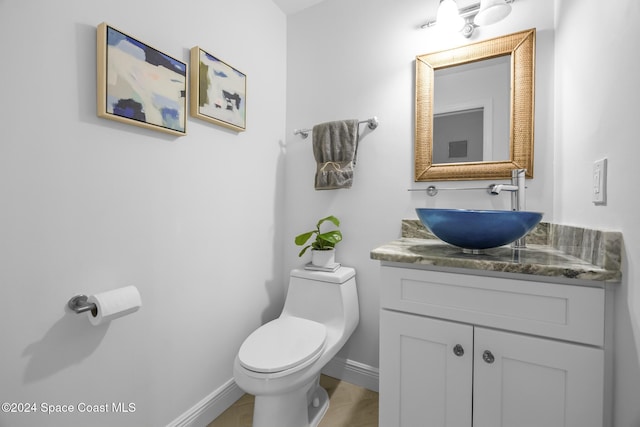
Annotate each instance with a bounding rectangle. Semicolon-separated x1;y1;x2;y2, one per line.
436;0;465;32
474;0;512;26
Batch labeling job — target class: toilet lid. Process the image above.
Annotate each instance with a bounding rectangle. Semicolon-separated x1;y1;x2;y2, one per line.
238;317;327;373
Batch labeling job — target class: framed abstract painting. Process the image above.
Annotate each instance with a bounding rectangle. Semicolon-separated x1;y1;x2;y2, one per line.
190;46;246;132
97;23;187;136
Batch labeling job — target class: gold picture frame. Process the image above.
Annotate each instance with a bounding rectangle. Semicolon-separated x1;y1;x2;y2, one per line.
415;29;536;181
96;23;187;136
190;47;246;132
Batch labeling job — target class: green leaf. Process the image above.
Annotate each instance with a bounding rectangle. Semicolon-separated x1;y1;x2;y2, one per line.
317;215;340;229
294;231;315;246
298;245;311;257
318;230;342;244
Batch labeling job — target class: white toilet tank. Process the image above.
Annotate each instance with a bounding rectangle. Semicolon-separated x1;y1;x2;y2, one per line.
281;267;358;331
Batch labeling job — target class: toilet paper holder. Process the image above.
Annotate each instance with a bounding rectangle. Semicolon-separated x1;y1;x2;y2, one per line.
68;295;97;316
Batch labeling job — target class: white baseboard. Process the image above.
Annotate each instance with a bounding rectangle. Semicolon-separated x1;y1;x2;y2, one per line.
167;356;379;427
166;378;244;427
322;356;380;392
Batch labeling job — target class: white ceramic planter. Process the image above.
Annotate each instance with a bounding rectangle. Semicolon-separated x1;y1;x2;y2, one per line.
311;249;335;267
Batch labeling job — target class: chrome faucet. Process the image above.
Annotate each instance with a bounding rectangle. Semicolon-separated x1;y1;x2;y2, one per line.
489;169;527;247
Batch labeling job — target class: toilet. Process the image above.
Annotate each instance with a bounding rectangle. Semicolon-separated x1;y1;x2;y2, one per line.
233;266;359;427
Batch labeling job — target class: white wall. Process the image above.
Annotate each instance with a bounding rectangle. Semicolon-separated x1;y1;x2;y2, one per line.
554;0;640;425
284;0;555;370
0;1;286;426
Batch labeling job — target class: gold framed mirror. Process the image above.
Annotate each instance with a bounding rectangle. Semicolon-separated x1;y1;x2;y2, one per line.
415;28;536;181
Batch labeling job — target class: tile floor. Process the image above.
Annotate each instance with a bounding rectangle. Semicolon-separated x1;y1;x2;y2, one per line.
207;375;379;427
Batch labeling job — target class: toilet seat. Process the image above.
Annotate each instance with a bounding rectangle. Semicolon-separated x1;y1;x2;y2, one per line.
238;316;327;374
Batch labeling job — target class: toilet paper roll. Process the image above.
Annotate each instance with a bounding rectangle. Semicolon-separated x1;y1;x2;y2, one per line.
87;286;142;326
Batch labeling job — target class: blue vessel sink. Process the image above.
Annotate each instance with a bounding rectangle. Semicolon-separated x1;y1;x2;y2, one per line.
416;208;543;250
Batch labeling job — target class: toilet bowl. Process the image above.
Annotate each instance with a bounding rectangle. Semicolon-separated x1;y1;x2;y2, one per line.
233;267;359;427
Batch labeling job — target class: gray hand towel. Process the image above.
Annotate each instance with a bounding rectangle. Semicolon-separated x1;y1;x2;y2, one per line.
312;119;360;190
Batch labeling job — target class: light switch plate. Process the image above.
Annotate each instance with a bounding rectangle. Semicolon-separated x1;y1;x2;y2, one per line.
592;158;607;205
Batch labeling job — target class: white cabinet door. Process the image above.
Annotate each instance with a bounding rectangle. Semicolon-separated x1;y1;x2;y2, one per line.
473;327;604;427
380;310;473;427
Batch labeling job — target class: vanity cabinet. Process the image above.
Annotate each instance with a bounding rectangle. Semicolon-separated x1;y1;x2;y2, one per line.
379;266;609;427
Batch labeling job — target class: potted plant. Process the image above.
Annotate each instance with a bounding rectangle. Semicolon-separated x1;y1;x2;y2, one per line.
294;215;342;267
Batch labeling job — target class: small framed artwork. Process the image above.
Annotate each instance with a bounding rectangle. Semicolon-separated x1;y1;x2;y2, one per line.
190;47;246;132
97;23;187;136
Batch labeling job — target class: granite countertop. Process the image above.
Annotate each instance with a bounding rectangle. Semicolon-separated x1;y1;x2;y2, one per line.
370;220;622;284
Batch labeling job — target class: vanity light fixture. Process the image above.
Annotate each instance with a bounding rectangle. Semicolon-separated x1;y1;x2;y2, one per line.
422;0;515;38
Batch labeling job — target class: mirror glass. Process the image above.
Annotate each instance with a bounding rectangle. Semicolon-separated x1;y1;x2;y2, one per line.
415;29;536;181
433;55;510;164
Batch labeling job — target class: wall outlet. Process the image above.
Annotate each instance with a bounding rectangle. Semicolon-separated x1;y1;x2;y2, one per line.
592;158;607;205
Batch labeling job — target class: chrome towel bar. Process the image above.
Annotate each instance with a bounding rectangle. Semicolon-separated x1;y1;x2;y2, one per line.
293;116;379;139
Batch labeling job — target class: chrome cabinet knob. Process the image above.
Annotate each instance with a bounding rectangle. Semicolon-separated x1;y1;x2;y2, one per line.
482;350;495;364
453;344;464;357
